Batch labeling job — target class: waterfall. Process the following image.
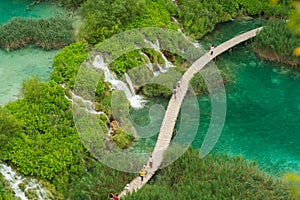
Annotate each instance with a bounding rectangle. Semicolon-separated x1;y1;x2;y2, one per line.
143;39;175;74
93;55;113;81
61;84;104;115
172;17;200;48
140;52;158;76
125;73;135;94
93;55;146;109
0;163;49;200
69;92;105;115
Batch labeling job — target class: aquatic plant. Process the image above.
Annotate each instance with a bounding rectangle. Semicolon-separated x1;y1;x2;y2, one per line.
253;20;300;66
0;16;73;51
124;147;290;199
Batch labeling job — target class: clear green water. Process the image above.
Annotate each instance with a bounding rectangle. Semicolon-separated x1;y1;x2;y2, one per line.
130;18;300;175
0;0;64;24
193;46;300;175
0;0;64;105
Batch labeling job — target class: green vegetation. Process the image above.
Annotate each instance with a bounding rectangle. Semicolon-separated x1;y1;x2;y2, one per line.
175;0;294;39
110;50;144;78
0;0;299;199
0;174;15;199
35;0;84;10
253;20;300;66
0;16;73;51
112;128;135;149
79;0;177;45
282;173;300;199
79;0;145;44
124;147;290;200
67;160;135;199
51;42;88;88
2;77;86;194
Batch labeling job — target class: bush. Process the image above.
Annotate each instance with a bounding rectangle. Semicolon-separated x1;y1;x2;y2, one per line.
124;147;290;199
253;20;300;66
51;42;88;88
0;16;73;51
112;128;135;149
4;78;87;194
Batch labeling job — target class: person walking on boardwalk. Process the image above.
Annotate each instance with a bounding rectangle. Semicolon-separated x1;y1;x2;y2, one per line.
149;155;153;168
113;194;119;200
109;191;114;200
124;184;130;193
209;44;214;55
177;80;181;92
139;170;145;182
173;88;177;100
143;164;148;176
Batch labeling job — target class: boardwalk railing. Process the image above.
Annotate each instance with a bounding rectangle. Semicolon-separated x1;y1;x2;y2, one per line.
119;27;263;198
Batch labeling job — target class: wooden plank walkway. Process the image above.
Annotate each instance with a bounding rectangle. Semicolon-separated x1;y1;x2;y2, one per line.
119;27;263;198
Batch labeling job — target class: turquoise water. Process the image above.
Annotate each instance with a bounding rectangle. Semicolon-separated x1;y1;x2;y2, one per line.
0;0;64;105
193;46;300;175
195;18;300;175
130;18;300;175
0;0;64;24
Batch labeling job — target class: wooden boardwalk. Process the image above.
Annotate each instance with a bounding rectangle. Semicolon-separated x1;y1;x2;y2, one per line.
119;27;263;198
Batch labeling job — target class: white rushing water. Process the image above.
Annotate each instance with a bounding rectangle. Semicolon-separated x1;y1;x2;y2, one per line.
93;55;146;109
0;163;48;200
144;39;175;71
172;17;200;48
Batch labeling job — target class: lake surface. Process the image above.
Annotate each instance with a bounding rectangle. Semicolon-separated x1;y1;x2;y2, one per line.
0;0;64;105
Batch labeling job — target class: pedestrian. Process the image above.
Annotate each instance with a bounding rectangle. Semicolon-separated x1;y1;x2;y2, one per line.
124;183;130;192
173;88;176;100
113;194;119;200
143;164;148;176
139;170;145;182
149;155;153;168
109;191;114;200
210;44;214;55
177;80;181;91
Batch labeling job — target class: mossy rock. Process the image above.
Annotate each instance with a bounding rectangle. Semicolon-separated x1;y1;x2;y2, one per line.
112;128;135;149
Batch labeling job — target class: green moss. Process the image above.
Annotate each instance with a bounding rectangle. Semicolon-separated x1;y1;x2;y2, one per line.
112;128;135;149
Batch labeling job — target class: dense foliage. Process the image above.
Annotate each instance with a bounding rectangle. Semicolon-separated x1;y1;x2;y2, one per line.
36;0;85;10
282;173;300;199
124;147;291;200
253;20;300;66
79;0;145;44
67;160;135;199
175;0;293;39
3;78;87;194
110;50;144;77
0;16;73;51
0;108;22;161
51;42;88;88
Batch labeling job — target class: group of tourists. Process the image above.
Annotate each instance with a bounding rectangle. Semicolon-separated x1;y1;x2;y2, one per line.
109;192;119;200
139;155;154;182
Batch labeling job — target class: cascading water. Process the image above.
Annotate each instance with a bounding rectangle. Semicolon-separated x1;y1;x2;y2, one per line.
61;84;105;115
0;163;49;200
143;39;175;72
93;55;146;109
172;17;200;48
140;52;160;76
125;73;136;95
69;92;105;115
